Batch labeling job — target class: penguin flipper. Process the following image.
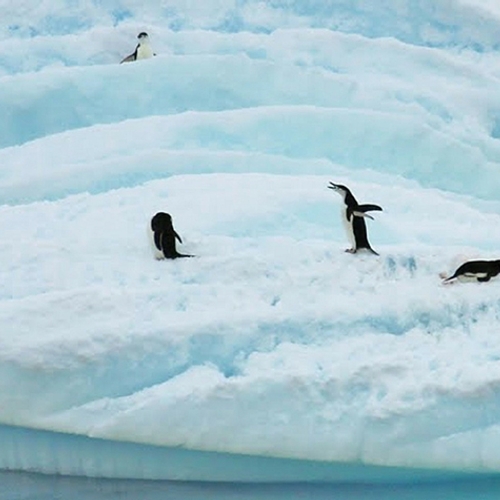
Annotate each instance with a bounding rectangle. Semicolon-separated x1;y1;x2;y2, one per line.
120;53;136;64
350;204;383;220
352;210;374;220
357;204;383;213
174;230;183;244
153;231;163;252
477;276;491;282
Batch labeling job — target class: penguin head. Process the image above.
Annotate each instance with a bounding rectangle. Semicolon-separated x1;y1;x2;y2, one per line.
137;32;150;42
328;182;350;199
151;212;173;232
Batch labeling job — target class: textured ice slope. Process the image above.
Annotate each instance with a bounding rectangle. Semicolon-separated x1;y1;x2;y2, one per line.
2;0;500;482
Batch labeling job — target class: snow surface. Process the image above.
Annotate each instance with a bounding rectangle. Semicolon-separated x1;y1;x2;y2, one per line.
2;0;500;482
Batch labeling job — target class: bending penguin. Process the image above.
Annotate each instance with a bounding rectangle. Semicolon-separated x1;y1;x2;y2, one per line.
441;259;500;284
328;182;383;255
120;32;155;63
150;212;193;260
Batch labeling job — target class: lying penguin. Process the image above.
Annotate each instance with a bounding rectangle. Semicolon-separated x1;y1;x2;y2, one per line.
150;212;193;259
120;32;155;63
441;259;500;284
327;182;383;255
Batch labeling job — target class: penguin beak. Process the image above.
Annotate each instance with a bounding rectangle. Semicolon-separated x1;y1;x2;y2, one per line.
328;182;339;191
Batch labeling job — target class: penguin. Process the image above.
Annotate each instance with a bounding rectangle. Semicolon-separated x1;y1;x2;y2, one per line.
120;32;155;63
150;212;193;259
327;182;382;255
441;259;500;284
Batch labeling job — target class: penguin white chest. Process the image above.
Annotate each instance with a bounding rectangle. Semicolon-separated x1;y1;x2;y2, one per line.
136;44;154;60
148;225;165;260
341;208;356;248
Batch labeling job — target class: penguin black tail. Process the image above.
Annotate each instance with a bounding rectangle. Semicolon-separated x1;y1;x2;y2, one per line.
175;253;195;259
162;252;194;259
354;247;379;256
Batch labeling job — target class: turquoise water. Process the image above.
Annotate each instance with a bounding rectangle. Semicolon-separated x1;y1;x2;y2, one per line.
2;472;500;500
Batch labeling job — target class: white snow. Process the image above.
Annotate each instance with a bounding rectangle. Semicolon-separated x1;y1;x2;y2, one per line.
2;0;500;482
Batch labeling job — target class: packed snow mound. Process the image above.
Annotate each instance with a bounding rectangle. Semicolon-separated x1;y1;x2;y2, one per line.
2;20;500;201
2;0;500;483
2;172;500;478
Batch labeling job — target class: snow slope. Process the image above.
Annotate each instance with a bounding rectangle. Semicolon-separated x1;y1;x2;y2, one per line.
2;0;500;482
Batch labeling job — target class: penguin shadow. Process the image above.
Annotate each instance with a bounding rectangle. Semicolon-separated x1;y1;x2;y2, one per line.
149;212;194;260
382;254;418;279
440;259;500;285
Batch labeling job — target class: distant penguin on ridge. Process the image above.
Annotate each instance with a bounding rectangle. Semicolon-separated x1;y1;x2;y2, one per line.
328;182;383;255
120;32;155;63
150;212;193;259
441;259;500;284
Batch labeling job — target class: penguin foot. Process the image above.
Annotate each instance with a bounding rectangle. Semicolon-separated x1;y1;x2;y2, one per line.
345;248;356;254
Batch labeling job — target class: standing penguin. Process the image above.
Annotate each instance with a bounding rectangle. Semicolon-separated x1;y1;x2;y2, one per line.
120;32;155;63
441;259;500;284
328;182;382;255
150;212;193;259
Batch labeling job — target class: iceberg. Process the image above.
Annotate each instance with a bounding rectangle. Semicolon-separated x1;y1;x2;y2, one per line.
2;0;500;483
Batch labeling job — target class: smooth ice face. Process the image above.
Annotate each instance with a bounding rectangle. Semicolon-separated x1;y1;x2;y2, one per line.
2;0;500;482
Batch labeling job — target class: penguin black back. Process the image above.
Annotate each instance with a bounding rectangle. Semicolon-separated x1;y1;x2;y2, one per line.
150;212;193;259
351;215;373;254
443;259;500;283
